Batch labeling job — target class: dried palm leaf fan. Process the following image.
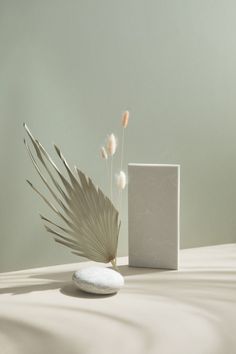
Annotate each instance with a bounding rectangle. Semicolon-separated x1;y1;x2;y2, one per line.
23;124;121;268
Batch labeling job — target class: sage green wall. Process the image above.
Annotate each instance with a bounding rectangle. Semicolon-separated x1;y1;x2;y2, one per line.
1;0;236;271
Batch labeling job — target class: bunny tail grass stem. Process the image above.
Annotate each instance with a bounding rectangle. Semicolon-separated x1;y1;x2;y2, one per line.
119;127;125;217
119;188;123;220
120;127;125;172
120;110;129;172
100;146;109;191
106;133;117;202
110;155;113;201
119;111;129;215
106;159;109;192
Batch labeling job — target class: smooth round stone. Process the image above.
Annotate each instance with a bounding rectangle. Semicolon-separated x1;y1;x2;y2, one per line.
72;266;124;295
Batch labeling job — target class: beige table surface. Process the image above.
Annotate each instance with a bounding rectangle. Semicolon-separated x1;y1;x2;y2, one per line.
0;244;236;354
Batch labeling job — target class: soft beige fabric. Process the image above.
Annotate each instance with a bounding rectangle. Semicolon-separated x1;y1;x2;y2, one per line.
0;244;236;354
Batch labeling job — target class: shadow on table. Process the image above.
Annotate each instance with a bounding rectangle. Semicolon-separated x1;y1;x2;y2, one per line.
0;261;188;298
0;264;169;297
116;265;171;276
0;278;116;298
60;283;116;298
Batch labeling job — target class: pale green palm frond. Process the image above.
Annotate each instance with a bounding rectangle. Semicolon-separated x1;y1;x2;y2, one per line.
23;124;120;265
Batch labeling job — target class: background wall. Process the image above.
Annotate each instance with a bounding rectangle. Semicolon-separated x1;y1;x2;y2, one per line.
1;0;236;272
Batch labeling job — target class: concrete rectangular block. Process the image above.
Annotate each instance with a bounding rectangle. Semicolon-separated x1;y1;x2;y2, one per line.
128;164;180;269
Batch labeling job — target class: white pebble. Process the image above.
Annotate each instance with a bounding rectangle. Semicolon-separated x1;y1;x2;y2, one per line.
72;266;124;295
